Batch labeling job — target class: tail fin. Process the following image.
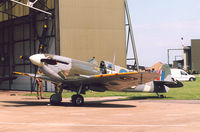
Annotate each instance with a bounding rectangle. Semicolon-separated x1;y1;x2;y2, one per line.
155;64;183;88
156;64;171;81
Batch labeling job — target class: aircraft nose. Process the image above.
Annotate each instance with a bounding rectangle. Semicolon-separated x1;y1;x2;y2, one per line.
29;54;45;67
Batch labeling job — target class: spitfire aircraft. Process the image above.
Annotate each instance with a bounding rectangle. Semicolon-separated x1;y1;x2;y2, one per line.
14;54;161;106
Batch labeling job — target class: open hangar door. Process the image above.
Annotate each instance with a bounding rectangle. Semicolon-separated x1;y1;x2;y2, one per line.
0;0;56;91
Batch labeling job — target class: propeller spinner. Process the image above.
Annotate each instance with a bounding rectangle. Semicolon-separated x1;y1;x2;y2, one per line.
29;54;45;67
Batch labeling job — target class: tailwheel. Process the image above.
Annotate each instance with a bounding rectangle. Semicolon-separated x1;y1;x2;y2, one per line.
71;94;84;106
159;95;166;98
50;94;62;105
156;93;166;98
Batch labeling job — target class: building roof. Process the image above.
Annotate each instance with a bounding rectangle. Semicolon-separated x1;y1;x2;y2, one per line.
183;46;191;50
151;62;163;71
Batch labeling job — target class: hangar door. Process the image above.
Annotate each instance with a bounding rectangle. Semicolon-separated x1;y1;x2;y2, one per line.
0;0;56;90
59;0;126;67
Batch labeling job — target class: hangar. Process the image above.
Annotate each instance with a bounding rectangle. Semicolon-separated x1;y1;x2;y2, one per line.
183;39;200;73
0;0;138;91
173;39;200;73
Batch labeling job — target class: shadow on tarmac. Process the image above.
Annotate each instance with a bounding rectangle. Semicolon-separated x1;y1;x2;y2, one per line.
0;99;136;108
127;96;172;100
0;95;172;108
1;101;49;107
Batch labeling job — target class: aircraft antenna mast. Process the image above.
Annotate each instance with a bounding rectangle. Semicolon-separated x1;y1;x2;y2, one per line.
124;0;139;71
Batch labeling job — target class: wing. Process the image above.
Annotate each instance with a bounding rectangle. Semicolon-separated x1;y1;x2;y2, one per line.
62;72;160;92
95;72;160;91
13;72;52;82
14;71;160;92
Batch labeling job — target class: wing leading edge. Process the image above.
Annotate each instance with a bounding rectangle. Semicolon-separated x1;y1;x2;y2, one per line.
13;72;52;82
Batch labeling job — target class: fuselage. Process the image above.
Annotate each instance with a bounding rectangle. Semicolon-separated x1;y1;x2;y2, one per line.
29;54;101;83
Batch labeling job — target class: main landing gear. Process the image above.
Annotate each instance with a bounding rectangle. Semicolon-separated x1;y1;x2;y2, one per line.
71;84;85;106
50;85;63;105
50;94;62;105
50;84;85;106
71;94;84;106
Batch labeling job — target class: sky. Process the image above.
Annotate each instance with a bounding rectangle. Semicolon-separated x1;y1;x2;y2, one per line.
126;0;200;67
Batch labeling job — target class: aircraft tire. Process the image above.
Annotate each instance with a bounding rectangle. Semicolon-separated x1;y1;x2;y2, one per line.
50;94;62;105
71;94;84;106
160;95;165;98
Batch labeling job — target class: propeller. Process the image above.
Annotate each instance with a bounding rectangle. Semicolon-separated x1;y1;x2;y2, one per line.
31;66;38;93
19;55;69;93
19;55;38;93
18;23;50;94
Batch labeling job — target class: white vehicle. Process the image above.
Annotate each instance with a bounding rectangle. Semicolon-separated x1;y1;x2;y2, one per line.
170;68;196;81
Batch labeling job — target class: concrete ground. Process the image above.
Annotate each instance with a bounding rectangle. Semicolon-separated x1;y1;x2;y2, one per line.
0;90;200;132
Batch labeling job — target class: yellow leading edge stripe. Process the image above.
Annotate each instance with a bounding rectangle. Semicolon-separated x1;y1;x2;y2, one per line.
13;72;24;75
14;71;139;78
13;72;29;77
94;72;138;78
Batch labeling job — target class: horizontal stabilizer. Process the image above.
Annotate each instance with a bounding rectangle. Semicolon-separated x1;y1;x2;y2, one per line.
161;80;183;88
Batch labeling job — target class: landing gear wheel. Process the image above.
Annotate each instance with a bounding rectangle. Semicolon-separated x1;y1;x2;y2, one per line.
71;94;84;106
50;94;62;105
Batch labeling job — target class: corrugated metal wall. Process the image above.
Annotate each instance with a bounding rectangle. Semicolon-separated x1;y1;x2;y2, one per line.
59;0;126;67
191;39;200;72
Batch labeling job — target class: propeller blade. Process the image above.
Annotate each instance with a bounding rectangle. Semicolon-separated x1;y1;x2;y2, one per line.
41;59;69;65
31;66;38;93
41;59;57;65
20;55;29;61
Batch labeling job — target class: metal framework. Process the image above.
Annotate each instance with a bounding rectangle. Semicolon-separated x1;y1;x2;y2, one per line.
124;0;139;71
167;48;183;65
11;0;52;15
